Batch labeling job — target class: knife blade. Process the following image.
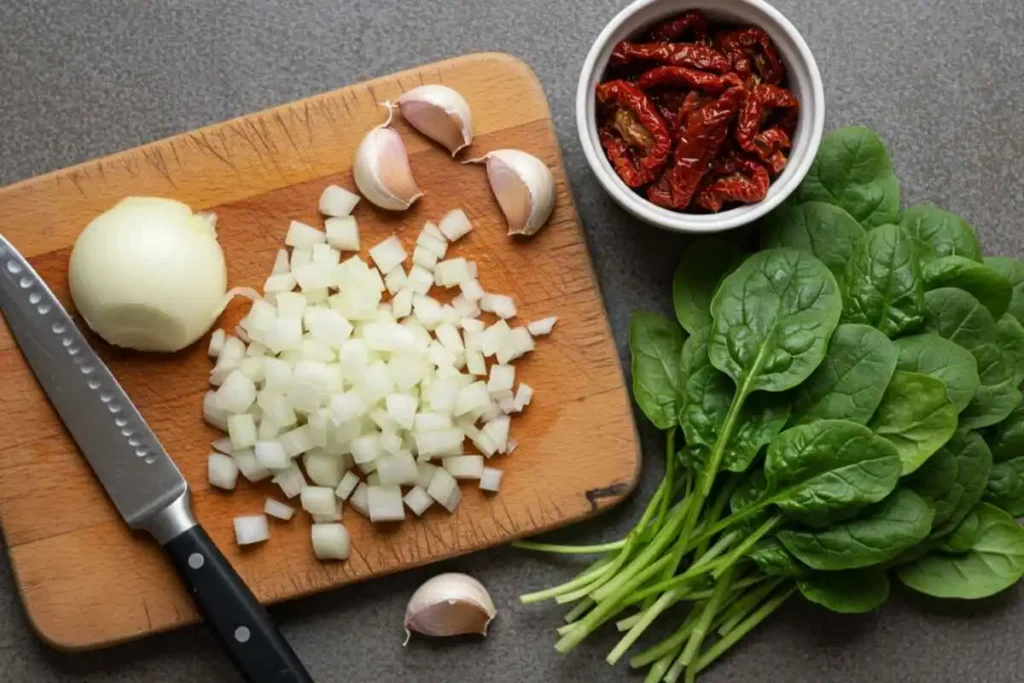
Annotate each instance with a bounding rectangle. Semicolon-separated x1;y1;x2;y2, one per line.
0;234;312;683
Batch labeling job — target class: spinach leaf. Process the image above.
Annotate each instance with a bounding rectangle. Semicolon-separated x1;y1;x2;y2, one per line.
897;503;1024;599
938;506;982;553
893;334;980;414
672;238;743;335
680;367;790;473
779;487;934;571
763;420;902;527
995;314;1024;386
922;256;1011;319
709;248;842;394
842;224;925;338
904;430;993;537
629;312;685;429
982;403;1024;463
758;201;865;281
899;205;983;262
982;457;1024;517
790;126;900;228
923;288;1021;429
797;567;890;613
679;326;711;389
984;256;1024;326
747;537;808;578
868;371;958;475
790;323;897;426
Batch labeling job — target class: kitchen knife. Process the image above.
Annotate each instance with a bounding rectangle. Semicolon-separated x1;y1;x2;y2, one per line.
0;234;313;683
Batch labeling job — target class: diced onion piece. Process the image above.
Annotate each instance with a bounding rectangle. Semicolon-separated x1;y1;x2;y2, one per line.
415;412;454;431
330;392;367;425
479;320;511;357
377;451;419;486
425;378;460;414
527;316;558;336
238;356;265;382
480;293;517;319
264;498;296;520
384;266;408;295
312;523;351;560
514;383;534;410
435;322;465;354
367;485;405;522
285;220;327;248
217;370;257;414
303;450;344;487
228;413;257;450
406;265;434;295
479;467;503;492
264;273;296;294
273;464;307;498
211;437;234;454
208;452;240;490
370;408;400;433
386;394;418;429
417;225;448;259
392;288;414;318
234;515;270;545
275;292;307;319
498;395;519;414
234;449;271;482
319;185;361;217
427;468;462;512
465;350;487;376
291;248;312;271
506;438;519;453
369;235;408;273
497;327;535;364
413;296;445;329
257;391;298;428
358;362;395;405
403;486;434;517
413;245;439;272
462;423;498;457
203;391;229;431
254;440;289;469
415;428;465;459
209;329;226;358
416;462;439;489
350;434;381;464
422;221;445;242
279;425;315;458
335;470;360;500
459;278;485;302
452;294;481;318
349;482;370;516
380;430;403;455
363;322;417;351
482;415;511;453
271;248;291;275
487;364;515;398
443;455;485;480
480;399;503;422
439;209;473;241
454;381;490;417
293;262;333;292
366;472;381;486
311;243;341;267
388;353;429;391
434;258;469;287
300;486;339;516
325;215;360;252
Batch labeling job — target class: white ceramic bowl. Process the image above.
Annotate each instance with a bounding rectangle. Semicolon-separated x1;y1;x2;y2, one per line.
577;0;824;233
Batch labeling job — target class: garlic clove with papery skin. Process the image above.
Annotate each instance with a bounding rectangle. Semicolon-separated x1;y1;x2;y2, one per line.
353;104;423;211
403;572;496;644
470;149;555;237
397;85;474;156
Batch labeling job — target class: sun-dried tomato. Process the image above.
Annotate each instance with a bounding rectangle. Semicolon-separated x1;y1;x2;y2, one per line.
752;128;792;175
595;80;673;188
647;87;746;210
716;27;784;85
694;154;771;211
610;41;732;73
648;10;709;42
735;84;799;168
635;66;743;93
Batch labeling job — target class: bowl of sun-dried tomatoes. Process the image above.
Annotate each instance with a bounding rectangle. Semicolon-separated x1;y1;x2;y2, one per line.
577;0;824;233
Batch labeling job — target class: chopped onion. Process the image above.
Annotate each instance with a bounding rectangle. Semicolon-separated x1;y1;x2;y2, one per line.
349;482;370;516
234;515;270;545
404;486;435;516
479;467;503;492
254;440;289;470
416;412;454;431
465;350;487;376
335;470;360;500
459;278;485;302
496;327;535;364
417;225;448;259
312;523;351;560
300;486;339;516
416;462;439;489
265;498;296;520
514;383;534;411
386;394;418;429
384;266;408;294
454;381;490;417
368;485;405;522
416;428;465;459
272;463;307;498
208;452;240;490
482;415;511;453
211;437;234;455
209;329;226;357
271;249;291;276
439;209;473;241
216;370;257;414
413;245;439;272
527;316;557;336
369;236;408;273
319;185;361;217
480;294;517;319
407;265;434;295
234;449;271;482
487;364;515;398
443;455;485;480
330;392;367;425
285;220;327;248
303;451;344;487
427;468;462;512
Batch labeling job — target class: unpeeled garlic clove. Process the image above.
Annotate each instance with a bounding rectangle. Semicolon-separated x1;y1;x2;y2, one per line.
353;104;423;211
403;572;496;644
397;85;474;156
471;149;555;237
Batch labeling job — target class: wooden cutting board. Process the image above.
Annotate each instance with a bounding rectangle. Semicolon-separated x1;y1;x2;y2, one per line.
0;52;640;651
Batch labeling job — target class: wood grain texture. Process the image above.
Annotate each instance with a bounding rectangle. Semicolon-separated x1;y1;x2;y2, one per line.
0;53;640;650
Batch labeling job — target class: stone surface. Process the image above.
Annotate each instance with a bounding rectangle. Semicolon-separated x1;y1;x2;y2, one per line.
1;0;1023;681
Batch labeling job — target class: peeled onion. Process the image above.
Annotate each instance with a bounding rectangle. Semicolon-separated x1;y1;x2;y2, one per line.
69;196;228;352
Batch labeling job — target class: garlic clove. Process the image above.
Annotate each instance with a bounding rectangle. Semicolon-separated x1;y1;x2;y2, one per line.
397;85;474;156
471;149;555;237
353;105;423;211
403;572;496;644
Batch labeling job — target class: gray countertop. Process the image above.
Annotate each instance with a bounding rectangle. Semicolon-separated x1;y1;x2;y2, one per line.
2;0;1024;681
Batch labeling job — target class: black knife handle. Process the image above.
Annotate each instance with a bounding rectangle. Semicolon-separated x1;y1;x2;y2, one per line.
164;525;313;683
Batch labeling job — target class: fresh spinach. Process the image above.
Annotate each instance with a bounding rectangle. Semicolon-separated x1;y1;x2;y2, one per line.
897;503;1024;599
922;256;1011;319
995;314;1024;385
747;537;807;578
672;238;743;336
790;126;900;228
630;312;685;429
937;506;982;553
984;256;1024;326
797;567;890;613
867;371;958;475
679;326;711;390
842;224;925;338
679;366;790;473
982;457;1024;517
779;487;934;571
904;430;993;537
759;201;865;281
983;403;1024;463
790;324;897;426
899;205;982;262
893;334;980;413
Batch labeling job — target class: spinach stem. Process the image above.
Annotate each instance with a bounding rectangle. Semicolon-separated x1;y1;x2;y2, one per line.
513;539;628;555
679;567;736;682
692;586;796;675
630;604;703;669
658;429;677;525
519;557;614;604
644;650;679;683
696;384;751;501
554;537;638;603
716;577;784;637
710;514;783;579
562;598;593;624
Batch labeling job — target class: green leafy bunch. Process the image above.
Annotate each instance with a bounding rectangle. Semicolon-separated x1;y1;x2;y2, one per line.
518;127;1024;683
